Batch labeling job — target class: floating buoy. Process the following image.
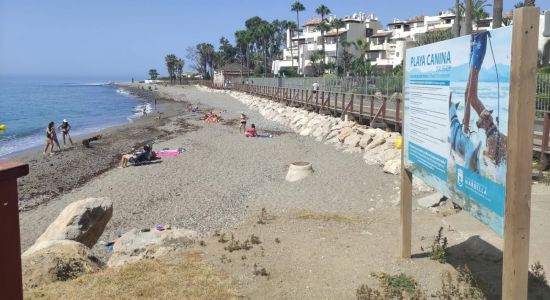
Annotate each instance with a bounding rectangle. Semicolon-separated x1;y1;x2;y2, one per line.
0;124;6;130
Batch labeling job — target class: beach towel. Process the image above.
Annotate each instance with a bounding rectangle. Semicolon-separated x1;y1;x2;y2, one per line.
256;134;273;138
156;151;180;157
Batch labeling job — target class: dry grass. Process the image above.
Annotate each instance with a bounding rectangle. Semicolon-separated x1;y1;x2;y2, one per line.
24;251;239;300
293;210;370;224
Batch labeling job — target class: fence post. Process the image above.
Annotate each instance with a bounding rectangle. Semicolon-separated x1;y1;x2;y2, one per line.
360;95;365;123
382;97;387;121
0;161;29;300
317;91;321;108
541;112;550;169
396;97;401;132
341;94;346;113
370;96;374;122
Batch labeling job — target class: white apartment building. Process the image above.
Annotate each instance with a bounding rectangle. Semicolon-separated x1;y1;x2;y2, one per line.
272;12;382;75
366;11;497;73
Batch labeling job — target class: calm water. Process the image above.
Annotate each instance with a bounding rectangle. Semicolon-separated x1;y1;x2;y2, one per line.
0;79;150;158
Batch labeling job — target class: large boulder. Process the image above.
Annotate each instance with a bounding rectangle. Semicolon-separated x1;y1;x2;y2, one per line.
299;127;313;136
343;133;362;147
22;240;101;289
358;135;373;148
364;136;386;151
107;228;197;267
35;197;113;248
336;127;354;142
325;128;341;141
383;159;401;175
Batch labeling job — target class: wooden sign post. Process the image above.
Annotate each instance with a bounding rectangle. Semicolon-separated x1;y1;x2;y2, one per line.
400;7;540;300
502;7;539;300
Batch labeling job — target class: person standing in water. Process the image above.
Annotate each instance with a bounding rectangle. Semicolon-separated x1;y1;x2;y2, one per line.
44;121;55;155
58;119;73;146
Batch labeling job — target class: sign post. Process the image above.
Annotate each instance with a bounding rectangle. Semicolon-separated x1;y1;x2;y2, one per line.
400;51;412;259
502;7;539;300
400;7;539;299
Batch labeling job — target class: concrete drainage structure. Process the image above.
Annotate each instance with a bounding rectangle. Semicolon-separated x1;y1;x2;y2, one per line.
285;162;313;182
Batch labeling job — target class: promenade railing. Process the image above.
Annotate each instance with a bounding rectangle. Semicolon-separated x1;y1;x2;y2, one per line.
206;78;550;167
213;81;404;131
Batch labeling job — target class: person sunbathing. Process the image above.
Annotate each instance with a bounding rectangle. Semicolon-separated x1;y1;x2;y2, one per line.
245;124;257;137
118;150;135;168
118;145;151;168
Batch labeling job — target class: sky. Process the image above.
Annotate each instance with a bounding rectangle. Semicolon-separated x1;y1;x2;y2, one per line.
0;0;539;80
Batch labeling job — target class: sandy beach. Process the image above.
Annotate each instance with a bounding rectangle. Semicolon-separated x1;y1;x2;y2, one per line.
18;84;396;254
17;84;550;298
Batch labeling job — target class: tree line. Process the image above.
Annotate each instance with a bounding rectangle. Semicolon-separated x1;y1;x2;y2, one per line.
147;0;538;80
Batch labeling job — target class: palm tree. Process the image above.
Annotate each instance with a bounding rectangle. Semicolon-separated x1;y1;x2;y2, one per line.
465;0;473;34
450;0;491;32
493;0;503;28
291;1;305;73
285;22;298;68
165;54;178;84
148;69;158;80
351;39;370;59
203;44;215;79
330;18;345;75
524;0;535;6
309;50;323;76
340;41;353;76
453;0;461;36
236;30;253;76
175;59;184;83
257;22;275;77
315;5;331;64
315;21;331;72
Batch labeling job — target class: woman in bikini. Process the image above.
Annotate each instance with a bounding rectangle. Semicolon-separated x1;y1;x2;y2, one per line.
239;112;247;133
43;121;55;155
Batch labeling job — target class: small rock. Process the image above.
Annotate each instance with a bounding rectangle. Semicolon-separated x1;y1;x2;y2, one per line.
417;193;445;208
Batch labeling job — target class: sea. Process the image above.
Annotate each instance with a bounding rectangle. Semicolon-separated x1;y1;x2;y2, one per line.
0;78;152;158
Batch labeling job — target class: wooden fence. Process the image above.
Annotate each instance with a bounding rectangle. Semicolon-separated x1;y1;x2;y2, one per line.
216;82;403;131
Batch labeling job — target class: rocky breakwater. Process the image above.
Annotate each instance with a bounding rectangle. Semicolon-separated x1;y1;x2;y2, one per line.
196;85;431;192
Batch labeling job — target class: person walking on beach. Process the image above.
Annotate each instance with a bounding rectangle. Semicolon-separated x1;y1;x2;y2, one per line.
44;121;55;155
239;112;248;133
57;119;73;146
312;81;319;94
143;106;147;116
